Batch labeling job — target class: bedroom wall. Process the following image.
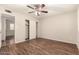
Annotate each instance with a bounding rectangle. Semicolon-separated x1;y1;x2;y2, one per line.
38;11;77;44
77;7;79;48
0;14;1;47
0;6;38;47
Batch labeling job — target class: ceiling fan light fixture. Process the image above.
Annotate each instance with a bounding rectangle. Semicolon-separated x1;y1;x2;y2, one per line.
27;4;48;16
35;11;41;16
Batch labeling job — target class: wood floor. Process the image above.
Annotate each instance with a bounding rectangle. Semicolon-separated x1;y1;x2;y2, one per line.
0;38;78;55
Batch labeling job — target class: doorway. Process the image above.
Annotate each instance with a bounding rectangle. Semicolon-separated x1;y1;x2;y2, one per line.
25;20;29;40
36;22;38;38
1;14;15;47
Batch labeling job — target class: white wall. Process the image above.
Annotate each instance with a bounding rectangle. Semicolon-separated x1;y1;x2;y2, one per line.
30;20;36;39
77;8;79;48
38;11;77;44
0;14;1;47
0;6;38;47
14;13;26;43
14;13;37;43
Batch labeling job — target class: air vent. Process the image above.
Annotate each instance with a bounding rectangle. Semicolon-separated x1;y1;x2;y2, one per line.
5;9;12;13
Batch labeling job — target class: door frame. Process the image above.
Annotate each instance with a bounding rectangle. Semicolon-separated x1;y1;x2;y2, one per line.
25;20;30;40
1;14;15;46
36;22;38;39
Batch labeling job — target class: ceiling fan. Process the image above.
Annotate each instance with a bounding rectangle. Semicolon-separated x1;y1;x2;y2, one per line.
27;4;48;16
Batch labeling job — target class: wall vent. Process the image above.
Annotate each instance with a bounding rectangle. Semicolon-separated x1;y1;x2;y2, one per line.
5;9;12;13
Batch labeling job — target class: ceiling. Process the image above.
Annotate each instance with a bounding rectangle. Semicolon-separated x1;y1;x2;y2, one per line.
0;4;78;19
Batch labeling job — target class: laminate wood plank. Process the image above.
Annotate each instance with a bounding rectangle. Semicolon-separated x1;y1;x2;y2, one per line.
0;38;78;55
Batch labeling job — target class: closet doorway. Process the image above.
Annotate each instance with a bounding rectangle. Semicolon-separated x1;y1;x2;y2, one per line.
25;20;29;40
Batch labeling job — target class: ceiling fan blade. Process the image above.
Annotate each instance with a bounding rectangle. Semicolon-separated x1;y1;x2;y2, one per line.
41;11;48;13
28;11;35;13
34;4;40;8
41;4;45;8
27;5;34;9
